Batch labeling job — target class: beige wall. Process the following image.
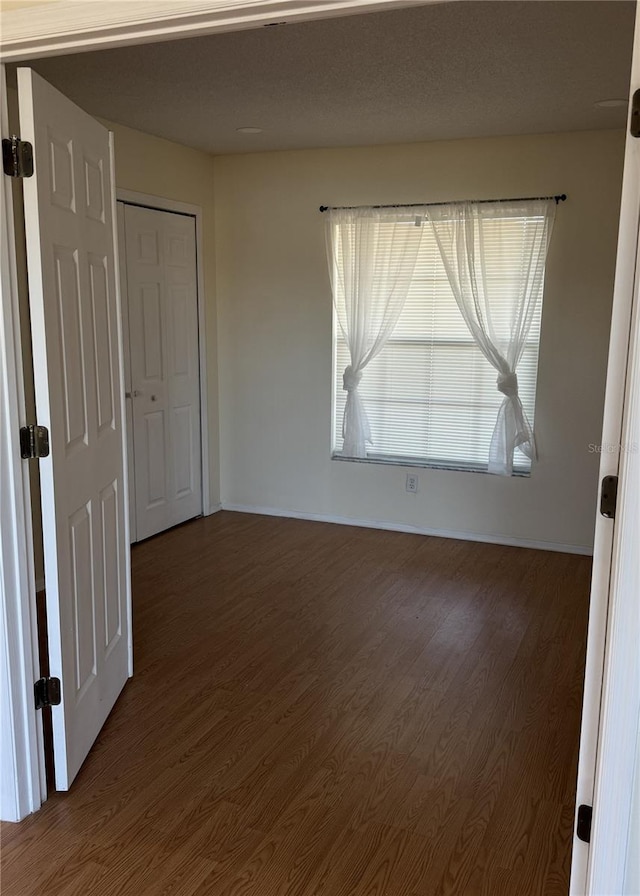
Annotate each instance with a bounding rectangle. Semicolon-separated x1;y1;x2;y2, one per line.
214;130;625;552
11;109;626;561
102;119;220;509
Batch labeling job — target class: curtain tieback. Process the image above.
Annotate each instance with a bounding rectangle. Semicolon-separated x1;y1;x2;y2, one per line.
343;365;363;392
497;371;519;398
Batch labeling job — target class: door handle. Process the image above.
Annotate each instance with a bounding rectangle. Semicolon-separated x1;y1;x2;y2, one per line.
125;390;140;399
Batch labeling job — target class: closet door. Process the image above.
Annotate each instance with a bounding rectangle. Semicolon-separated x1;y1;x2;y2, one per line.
123;204;202;541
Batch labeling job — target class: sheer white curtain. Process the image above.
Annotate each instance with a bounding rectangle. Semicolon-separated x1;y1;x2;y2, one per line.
326;207;424;457
425;199;556;475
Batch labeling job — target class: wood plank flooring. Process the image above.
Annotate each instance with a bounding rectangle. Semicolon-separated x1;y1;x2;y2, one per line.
1;512;592;895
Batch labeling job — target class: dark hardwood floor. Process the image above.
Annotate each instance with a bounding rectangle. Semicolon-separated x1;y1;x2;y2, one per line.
1;512;592;895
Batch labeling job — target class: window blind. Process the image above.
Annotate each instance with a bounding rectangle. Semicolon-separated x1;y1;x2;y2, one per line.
332;214;544;472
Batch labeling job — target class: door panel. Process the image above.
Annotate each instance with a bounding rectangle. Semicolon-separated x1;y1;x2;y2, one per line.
146;410;167;505
123;204;201;541
141;285;163;380
18;67;131;790
89;255;115;432
174;405;194;497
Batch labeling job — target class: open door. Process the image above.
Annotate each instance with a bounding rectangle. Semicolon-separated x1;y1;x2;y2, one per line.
570;3;640;892
17;68;131;791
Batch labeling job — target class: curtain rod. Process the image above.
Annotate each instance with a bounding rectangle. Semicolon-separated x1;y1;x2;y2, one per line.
319;194;567;213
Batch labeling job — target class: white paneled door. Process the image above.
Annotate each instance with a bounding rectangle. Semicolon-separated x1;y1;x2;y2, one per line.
122;204;202;542
18;68;131;791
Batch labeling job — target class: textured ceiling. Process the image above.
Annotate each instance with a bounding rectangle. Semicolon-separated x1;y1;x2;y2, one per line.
17;1;636;155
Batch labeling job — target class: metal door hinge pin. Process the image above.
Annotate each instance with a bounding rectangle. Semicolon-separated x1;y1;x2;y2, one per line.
2;136;34;178
600;475;618;519
34;677;61;710
20;424;49;459
576;804;593;843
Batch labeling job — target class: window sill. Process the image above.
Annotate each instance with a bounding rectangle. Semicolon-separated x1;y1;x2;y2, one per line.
330;452;531;478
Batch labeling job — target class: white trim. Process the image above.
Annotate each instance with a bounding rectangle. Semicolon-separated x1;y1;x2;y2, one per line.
118;189;205;220
0;0;438;62
116;202;137;544
110;145;134;680
116;189;211;520
588;206;640;895
0;63;45;823
570;3;640;890
221;502;593;555
0;3;632;865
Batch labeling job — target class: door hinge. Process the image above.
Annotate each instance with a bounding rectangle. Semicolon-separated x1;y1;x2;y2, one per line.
631;89;640;138
34;677;61;710
20;424;49;460
2;136;34;178
600;475;618;519
576;804;593;843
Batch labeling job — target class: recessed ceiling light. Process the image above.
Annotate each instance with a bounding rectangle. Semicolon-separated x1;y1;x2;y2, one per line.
236;126;264;134
594;99;628;109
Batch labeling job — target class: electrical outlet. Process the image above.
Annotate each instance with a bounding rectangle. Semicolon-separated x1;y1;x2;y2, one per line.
406;473;419;493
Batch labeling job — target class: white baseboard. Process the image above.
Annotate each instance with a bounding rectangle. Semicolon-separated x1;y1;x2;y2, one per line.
220;502;593;556
204;502;222;516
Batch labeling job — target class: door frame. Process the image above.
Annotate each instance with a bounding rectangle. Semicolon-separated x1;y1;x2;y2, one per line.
1;3;638;864
0;0;431;62
569;3;640;890
117;189;211;533
0;62;46;821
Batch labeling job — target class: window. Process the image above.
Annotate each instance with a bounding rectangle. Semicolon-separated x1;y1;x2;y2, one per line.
329;201;556;475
